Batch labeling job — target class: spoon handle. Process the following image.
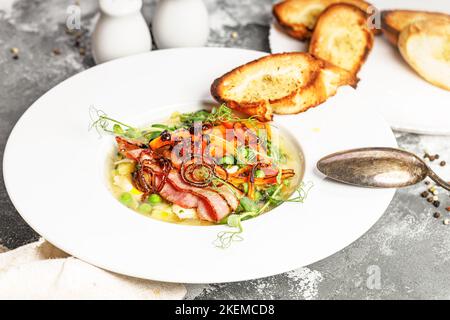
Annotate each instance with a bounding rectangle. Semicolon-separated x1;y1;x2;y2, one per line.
428;168;450;191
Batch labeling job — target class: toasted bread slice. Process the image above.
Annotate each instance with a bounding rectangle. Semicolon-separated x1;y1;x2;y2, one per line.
309;3;374;76
273;0;374;40
210;52;357;120
382;10;450;45
398;19;450;91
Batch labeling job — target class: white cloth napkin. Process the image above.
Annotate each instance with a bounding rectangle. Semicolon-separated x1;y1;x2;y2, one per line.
0;239;186;300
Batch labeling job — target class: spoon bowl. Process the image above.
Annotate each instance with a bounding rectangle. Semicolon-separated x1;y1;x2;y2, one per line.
317;147;450;191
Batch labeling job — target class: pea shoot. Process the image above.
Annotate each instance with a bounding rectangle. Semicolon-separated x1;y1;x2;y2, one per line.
215;182;313;249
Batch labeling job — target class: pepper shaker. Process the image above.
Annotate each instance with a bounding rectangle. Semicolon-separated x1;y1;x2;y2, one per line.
92;0;152;64
152;0;209;49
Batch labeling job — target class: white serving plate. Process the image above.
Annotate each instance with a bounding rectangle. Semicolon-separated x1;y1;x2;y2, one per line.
270;0;450;135
3;48;396;283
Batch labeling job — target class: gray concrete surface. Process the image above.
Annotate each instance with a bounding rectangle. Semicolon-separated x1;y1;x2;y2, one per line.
1;0;449;299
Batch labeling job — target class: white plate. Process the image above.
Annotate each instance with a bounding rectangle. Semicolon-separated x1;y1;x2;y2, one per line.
3;48;396;283
270;0;450;135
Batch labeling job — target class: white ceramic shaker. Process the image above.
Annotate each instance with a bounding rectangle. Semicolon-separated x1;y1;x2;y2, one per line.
92;0;152;64
152;0;209;49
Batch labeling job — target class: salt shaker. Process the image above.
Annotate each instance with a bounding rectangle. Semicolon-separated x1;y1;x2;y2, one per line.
152;0;209;49
92;0;152;64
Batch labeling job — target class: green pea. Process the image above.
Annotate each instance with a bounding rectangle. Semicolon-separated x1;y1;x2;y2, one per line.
119;192;132;206
242;182;249;194
219;155;235;165
239;197;258;213
236;147;248;164
246;148;256;162
147;194;162;204
255;169;265;178
138;203;152;214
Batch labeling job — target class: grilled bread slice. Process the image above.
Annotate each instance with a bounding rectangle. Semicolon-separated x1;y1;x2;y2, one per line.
381;10;450;45
309;3;374;76
398;19;450;91
210;52;357;120
273;0;373;40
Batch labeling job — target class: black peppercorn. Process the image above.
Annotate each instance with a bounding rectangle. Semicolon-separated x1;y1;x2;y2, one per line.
421;191;429;198
433;200;440;208
202;123;212;131
434;212;441;218
160;130;171;141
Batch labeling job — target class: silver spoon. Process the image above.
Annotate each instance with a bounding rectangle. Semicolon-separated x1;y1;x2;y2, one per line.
317;147;450;191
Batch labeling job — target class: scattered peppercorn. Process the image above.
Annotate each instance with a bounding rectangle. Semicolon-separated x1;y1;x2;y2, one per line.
433;200;440;208
52;48;61;55
434;212;441;218
440;161;446;167
10;47;19;60
427;196;433;203
79;47;86;56
435;154;440;160
421;191;429;198
425;181;430;185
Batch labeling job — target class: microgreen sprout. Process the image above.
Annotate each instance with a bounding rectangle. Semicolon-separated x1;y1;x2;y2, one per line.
89;107;134;137
89;107;163;142
214;181;312;249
